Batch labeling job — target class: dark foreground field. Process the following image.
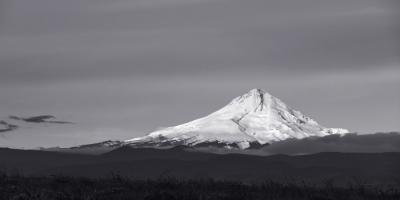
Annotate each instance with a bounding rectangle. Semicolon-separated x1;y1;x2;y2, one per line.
1;147;400;185
1;174;400;200
1;147;400;199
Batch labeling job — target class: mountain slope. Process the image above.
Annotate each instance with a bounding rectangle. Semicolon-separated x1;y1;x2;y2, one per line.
43;140;124;155
125;89;348;149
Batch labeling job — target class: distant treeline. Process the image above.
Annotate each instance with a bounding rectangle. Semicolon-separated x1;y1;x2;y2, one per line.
0;173;399;200
261;132;400;155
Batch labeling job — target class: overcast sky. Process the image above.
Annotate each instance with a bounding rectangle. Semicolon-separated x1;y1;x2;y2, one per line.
0;0;399;148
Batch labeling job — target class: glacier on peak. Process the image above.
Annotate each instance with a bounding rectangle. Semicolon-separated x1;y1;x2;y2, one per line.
125;88;349;149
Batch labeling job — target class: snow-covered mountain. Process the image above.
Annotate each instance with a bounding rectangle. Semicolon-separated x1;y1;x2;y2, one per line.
125;89;349;149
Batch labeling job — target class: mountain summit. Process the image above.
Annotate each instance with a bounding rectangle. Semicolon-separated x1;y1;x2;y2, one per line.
125;89;349;149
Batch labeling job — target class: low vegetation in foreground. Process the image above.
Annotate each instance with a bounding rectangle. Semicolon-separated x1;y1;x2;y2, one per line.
0;173;399;200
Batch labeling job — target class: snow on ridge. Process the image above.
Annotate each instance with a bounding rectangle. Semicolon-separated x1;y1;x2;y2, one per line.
125;88;350;149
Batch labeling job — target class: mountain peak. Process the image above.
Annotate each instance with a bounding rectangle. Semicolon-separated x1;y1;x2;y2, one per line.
125;89;349;149
238;88;269;101
224;88;274;113
248;88;266;95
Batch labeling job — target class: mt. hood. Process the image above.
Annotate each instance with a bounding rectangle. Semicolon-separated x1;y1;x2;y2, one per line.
125;89;348;149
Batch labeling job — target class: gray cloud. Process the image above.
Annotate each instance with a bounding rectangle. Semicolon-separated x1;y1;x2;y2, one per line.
0;0;399;83
0;121;18;133
0;0;399;148
9;115;73;124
